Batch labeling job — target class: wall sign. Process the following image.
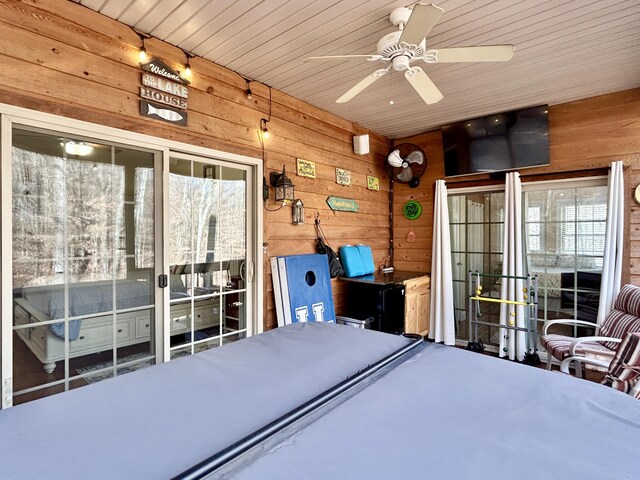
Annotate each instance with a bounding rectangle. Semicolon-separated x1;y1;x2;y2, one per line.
296;158;316;178
139;57;189;126
336;168;351;186
367;176;380;191
140;57;190;85
140;101;187;126
326;196;359;212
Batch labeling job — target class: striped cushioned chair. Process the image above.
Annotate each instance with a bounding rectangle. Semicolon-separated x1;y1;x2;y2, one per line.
541;284;640;377
561;332;640;399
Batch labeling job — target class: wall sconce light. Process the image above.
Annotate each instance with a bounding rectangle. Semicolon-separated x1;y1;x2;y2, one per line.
260;118;270;139
292;199;304;224
245;79;253;100
270;165;295;204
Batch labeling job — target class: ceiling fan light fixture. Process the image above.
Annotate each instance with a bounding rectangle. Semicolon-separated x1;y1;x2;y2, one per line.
64;141;94;156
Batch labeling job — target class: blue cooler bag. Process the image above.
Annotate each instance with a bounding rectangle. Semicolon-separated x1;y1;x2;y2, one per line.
340;244;374;277
356;245;375;274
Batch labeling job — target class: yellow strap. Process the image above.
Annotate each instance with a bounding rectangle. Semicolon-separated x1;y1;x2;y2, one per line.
470;296;531;307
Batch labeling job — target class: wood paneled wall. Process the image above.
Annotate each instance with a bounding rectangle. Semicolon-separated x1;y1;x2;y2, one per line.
392;88;640;286
0;0;390;330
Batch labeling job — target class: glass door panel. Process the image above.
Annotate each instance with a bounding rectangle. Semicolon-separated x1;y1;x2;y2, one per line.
10;127;158;405
167;157;248;359
449;191;505;345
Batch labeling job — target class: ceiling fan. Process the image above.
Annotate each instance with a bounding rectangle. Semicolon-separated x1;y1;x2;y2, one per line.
306;3;515;105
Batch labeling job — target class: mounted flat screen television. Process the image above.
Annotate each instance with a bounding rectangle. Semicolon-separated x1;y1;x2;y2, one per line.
442;105;550;177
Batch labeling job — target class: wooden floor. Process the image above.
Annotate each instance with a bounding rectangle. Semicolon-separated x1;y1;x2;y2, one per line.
12;326;243;406
12;332;152;405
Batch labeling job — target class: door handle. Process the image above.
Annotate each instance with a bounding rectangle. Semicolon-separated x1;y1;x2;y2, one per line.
248;261;255;282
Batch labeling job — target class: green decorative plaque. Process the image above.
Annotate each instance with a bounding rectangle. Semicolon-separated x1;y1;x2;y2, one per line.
403;200;422;220
326;196;359;212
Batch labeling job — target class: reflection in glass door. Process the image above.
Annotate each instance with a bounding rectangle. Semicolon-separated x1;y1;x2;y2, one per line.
9;128;158;405
167;156;250;360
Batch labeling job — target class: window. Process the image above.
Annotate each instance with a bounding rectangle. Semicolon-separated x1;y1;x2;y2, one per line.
12;143;127;287
527;206;541;252
560;203;606;258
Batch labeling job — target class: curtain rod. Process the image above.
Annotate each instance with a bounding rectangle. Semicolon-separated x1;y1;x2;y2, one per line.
441;165;613;189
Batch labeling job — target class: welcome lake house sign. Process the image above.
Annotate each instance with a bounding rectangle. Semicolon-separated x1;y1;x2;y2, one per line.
139;57;189;126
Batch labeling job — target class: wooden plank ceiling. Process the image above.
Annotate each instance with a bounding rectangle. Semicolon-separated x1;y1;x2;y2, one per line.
74;0;640;139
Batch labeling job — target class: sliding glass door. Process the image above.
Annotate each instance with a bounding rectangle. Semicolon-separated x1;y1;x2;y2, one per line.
166;155;253;360
0;107;261;408
449;178;607;351
449;191;504;345
9;127;159;405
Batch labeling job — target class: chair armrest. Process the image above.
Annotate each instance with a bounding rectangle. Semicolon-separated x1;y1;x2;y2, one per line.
543;319;599;335
569;336;622;356
560;356;611;374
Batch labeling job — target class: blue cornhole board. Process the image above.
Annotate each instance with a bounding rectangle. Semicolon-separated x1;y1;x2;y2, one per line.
279;254;335;323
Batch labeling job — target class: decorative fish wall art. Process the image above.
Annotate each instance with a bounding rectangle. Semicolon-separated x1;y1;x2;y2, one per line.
140;100;188;126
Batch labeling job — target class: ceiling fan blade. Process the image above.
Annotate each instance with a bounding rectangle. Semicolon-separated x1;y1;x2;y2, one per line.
336;68;389;104
398;3;444;46
305;55;383;62
429;45;515;63
404;67;443;105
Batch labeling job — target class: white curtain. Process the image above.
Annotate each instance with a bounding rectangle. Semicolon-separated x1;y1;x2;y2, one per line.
597;161;625;324
499;172;526;361
429;180;455;345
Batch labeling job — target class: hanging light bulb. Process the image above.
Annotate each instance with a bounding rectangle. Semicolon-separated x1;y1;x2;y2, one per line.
260;118;270;139
138;34;148;62
183;51;192;77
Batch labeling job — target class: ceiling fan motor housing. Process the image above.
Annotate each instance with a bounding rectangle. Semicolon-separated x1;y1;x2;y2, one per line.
389;6;412;27
377;31;426;71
